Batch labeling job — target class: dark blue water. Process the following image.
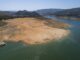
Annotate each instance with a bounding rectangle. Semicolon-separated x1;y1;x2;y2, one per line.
0;17;80;60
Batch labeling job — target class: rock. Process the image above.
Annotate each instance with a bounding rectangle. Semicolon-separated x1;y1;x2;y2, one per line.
0;42;6;47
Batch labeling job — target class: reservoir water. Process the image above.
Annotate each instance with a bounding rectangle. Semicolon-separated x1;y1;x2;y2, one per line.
0;16;80;60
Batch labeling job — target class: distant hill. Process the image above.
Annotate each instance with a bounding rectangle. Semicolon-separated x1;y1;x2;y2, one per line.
0;10;42;20
36;9;64;16
16;10;42;17
54;7;80;17
0;11;16;16
0;11;16;20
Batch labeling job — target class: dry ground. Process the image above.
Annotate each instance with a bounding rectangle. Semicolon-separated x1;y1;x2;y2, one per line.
0;18;70;44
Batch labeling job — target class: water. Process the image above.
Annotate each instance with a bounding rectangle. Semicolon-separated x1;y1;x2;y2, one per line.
0;16;80;60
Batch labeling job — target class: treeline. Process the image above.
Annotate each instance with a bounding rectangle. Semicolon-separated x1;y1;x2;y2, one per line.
0;10;43;20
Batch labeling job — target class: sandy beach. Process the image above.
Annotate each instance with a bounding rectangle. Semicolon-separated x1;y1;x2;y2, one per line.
0;18;70;44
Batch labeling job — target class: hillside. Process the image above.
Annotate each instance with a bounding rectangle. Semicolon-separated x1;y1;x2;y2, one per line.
0;10;42;20
15;10;42;17
36;9;64;16
54;7;80;17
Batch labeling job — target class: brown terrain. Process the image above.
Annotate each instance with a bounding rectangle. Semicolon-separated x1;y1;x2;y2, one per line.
0;18;70;44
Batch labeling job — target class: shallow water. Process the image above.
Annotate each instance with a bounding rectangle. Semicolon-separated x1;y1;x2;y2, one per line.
0;16;80;60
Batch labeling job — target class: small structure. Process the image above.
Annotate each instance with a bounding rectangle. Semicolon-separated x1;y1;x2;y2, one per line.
0;42;6;47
